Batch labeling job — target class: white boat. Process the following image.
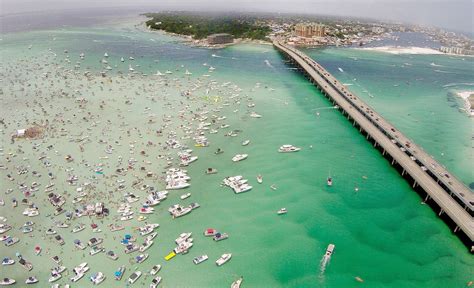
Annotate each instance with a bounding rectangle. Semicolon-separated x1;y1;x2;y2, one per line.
232;154;248;162
25;276;38;284
155;70;163;76
1;258;14;265
250;112;262;118
128;271;142;284
146;232;158;242
257;174;263;184
104;52;109;57
175;232;192;244
73;239;86;250
327;177;333;186
150;264;161;275
48;272;62;283
180;193;191;200
135;254;149;264
150;276;162;288
277;208;287;215
278;145;301;153
0;278;15;286
166;181;190;190
325;244;335;260
51;266;66;274
216;253;232;266
185;69;192;75
71;224;85;233
90;272;106;285
174;240;193;254
129;65;134;72
139;240;153;252
165;70;172;74
89;246;104;256
114;266;125;281
106;250;119;260
193;254;208;264
213;232;228;241
120;57;125;62
231;277;243;288
241;140;250;146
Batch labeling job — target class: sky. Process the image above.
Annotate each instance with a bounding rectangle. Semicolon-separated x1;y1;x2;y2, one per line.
1;0;473;33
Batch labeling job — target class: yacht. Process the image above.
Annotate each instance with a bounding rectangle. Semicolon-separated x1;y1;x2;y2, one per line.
278;145;301;153
90;272;105;285
193;254;209;264
128;271;142;284
232;154;248;162
150;276;162;288
216;253;232;266
150;264;161;275
277;208;287;215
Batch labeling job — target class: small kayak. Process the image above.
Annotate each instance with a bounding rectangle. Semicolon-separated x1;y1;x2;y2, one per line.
164;251;176;261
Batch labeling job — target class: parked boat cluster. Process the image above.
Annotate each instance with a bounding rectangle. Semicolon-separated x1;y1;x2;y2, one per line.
222;176;253;194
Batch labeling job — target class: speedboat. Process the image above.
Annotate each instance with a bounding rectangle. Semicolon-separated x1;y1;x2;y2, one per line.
213;232;228;241
51;266;66;275
193;254;208;265
71;224;85;233
135;253;149;264
150;276;162;288
180;193;191;200
216;253;232;266
204;228;217;236
150;264;161;275
74;239;86;250
278;145;301;153
128;271;142;284
241;140;250;146
0;278;15;286
277;208;287;215
139;240;153;252
249;112;262;118
90;272;105;285
49;272;62;283
205;168;218;174
1;258;14;265
257;174;263;184
46;228;56;235
174;240;193;254
89;246;104;256
185;69;192;75
175;232;192;244
25;276;38;284
114;265;125;281
231;277;243;288
324;244;335;260
106;250;119;260
232;154;248;162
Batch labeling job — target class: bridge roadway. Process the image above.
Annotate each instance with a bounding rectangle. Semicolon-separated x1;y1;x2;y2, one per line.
273;40;474;244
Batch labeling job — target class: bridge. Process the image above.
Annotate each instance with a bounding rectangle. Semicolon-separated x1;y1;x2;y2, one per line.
273;40;474;251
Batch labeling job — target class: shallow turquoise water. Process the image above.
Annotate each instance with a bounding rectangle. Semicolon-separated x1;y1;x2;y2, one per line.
0;17;472;288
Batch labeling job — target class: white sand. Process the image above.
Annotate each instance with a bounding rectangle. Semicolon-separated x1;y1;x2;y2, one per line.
357;46;444;55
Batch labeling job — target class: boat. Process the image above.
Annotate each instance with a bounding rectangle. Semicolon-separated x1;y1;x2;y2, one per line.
214;148;224;155
277;208;287;215
4;237;19;246
104;52;108;57
213;232;229;241
0;278;15;286
46;228;56;235
249;112;262;118
232;154;248;162
120;57;125;62
150;264;161;275
74;239;86;250
114;265;126;281
327;177;333;186
193;254;208;264
278;145;301;153
89;246;104;256
205;168;218;174
51;256;61;265
231;277;243;288
34;245;41;255
124;244;139;254
127;271;142;284
175;232;192;244
241;140;250;146
88;237;103;247
216;253;232;266
174;240;193;254
135;253;149;264
1;258;14;265
150;276;162;288
257;174;263;184
25;276;38;284
180;193;191;200
49;272;62;283
71;263;89;282
54;235;64;245
90;272;105;285
72;224;85;233
106;250;119;260
185;69;192;75
146;232;158;242
324;244;335;259
51;266;66;274
19;258;33;271
164;251;176;261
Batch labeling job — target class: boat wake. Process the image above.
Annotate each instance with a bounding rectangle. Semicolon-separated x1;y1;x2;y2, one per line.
318;253;331;279
442;82;474;88
264;60;274;68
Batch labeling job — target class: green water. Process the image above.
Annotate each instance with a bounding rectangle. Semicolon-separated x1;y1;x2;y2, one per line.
0;17;472;288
